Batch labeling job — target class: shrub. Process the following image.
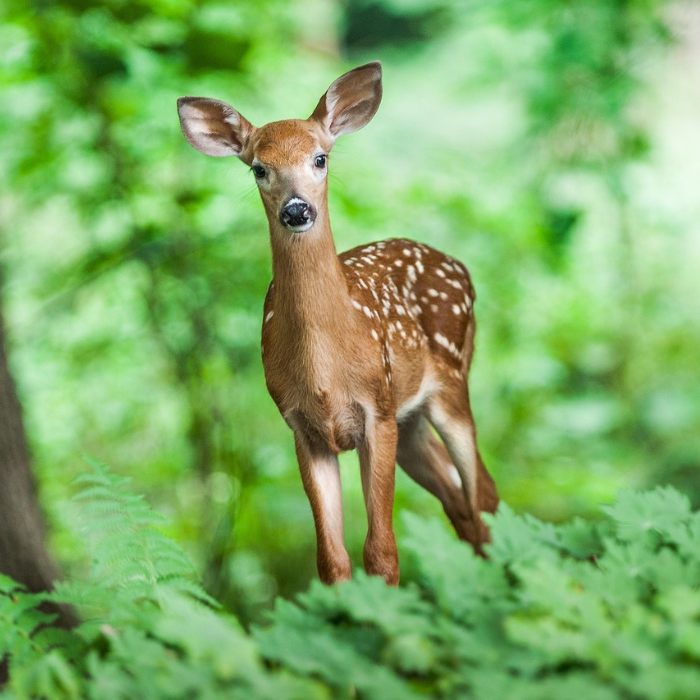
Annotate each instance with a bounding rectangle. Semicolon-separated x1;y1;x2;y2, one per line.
2;464;699;698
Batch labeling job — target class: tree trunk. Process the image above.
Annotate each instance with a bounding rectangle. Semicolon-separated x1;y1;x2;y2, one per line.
0;263;72;626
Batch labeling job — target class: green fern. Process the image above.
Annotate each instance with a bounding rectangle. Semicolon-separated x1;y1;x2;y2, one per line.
51;458;216;622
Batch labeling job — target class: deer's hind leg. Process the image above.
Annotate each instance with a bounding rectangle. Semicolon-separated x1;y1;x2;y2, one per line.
397;412;488;546
423;382;498;553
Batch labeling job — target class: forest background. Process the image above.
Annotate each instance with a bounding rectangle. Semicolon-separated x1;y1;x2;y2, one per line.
0;0;699;624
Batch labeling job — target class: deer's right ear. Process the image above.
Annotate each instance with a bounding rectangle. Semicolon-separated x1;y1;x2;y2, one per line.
177;97;255;158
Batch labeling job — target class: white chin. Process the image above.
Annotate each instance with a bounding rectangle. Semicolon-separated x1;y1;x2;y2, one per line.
286;221;314;233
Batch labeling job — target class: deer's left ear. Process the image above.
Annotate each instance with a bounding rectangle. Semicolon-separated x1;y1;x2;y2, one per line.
310;62;382;141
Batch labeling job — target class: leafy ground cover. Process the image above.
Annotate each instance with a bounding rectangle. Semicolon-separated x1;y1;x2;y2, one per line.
2;464;699;699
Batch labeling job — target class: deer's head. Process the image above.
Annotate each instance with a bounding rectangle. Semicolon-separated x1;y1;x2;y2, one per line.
177;62;382;234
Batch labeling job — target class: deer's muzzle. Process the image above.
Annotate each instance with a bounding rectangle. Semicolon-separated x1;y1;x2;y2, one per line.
280;197;316;232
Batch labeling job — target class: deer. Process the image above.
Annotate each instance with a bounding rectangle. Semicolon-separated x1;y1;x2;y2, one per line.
177;62;499;586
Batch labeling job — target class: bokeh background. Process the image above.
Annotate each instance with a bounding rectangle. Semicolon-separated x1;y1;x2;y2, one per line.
1;0;698;622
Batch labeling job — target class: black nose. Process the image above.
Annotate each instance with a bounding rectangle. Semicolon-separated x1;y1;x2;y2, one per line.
280;198;315;229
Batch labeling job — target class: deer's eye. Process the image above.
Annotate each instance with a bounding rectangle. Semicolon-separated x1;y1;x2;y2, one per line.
252;165;266;179
314;155;326;169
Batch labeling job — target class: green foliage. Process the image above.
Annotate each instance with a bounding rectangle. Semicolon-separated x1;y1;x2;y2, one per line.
0;464;325;699
3;468;700;698
54;459;217;624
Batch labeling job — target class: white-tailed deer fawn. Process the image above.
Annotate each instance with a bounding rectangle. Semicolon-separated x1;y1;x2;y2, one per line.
177;62;498;585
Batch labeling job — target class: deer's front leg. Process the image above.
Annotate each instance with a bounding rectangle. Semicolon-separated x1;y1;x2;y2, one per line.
294;433;352;584
358;418;399;585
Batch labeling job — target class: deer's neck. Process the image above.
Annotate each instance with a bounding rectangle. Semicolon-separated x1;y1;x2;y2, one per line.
269;209;353;339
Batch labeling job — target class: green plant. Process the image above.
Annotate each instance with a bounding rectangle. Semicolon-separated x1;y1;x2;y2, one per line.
2;464;700;698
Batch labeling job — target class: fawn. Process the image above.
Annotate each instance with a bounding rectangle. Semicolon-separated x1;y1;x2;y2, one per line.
177;62;498;585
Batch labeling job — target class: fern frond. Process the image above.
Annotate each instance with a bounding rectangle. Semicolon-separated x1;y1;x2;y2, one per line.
61;459;215;615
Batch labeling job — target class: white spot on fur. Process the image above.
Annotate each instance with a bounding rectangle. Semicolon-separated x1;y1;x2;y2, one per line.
434;333;461;358
434;333;450;349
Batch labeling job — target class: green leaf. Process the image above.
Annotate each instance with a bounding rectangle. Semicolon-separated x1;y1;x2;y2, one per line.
556;517;605;558
602;487;692;543
401;512;511;623
484;504;560;567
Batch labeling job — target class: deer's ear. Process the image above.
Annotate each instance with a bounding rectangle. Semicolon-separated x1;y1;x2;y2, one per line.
177;97;256;158
310;62;382;140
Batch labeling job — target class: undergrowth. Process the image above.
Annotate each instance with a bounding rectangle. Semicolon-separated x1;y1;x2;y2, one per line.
2;462;700;699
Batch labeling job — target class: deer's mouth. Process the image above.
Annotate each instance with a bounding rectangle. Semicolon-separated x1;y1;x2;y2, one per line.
285;220;315;233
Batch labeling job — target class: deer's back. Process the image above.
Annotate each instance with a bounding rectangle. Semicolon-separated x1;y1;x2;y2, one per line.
339;238;476;375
